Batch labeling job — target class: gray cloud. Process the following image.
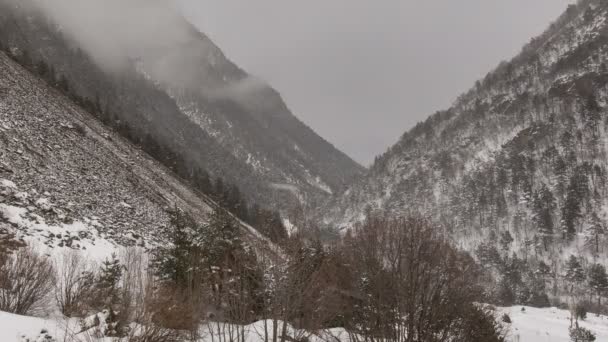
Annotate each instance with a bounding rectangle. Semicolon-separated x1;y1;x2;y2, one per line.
11;0;244;94
11;0;577;165
179;0;575;165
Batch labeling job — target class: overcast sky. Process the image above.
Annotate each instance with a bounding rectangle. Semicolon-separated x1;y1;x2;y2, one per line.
178;1;574;166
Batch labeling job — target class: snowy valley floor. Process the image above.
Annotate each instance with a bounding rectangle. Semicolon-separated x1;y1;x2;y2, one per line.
497;306;608;342
2;306;608;342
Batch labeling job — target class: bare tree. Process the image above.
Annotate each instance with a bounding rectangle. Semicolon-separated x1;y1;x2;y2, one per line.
54;251;97;317
344;215;505;342
0;248;55;315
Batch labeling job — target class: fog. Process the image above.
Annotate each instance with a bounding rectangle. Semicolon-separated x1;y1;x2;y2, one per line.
13;0;252;94
179;0;575;165
13;0;576;165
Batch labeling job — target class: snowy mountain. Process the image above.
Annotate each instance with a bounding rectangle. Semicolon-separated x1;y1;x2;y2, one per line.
325;0;608;289
0;0;364;215
0;49;274;260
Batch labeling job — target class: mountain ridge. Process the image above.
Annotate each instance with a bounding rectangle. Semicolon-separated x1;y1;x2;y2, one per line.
324;0;608;253
0;0;364;218
0;48;276;259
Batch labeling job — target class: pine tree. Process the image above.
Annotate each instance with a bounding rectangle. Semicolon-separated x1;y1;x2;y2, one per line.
533;183;555;250
569;323;596;342
199;207;242;267
96;253;124;337
152;208;198;287
587;263;608;306
584;212;605;255
565;255;586;293
537;260;552;283
561;170;588;241
98;254;123;304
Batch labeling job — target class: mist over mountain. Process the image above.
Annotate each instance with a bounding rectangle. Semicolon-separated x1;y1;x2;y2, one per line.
4;0;608;341
0;0;364;219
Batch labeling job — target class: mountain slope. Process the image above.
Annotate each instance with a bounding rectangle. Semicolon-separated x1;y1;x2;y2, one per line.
0;0;364;214
326;1;608;259
0;49;273;258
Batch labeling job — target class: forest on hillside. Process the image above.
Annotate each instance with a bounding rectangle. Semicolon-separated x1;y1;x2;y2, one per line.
0;210;509;342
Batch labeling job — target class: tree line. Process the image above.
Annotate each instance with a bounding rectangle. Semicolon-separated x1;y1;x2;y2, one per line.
0;210;507;341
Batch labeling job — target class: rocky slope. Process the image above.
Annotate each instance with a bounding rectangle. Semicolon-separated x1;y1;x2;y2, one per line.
325;0;608;262
0;49;273;258
0;0;364;214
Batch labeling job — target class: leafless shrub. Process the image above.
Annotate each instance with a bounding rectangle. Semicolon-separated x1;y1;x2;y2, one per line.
0;248;55;315
125;324;183;342
54;251;97;317
342;215;506;341
147;283;202;333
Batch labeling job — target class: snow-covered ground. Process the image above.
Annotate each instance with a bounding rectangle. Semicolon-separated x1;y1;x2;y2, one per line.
499;306;608;342
3;306;608;342
0;311;88;342
0;311;350;342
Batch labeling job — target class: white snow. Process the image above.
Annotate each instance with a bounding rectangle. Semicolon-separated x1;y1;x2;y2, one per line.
0;178;17;190
282;217;297;236
4;306;605;342
0;311;356;342
499;306;608;342
0;202;118;262
34;198;52;211
0;311;86;342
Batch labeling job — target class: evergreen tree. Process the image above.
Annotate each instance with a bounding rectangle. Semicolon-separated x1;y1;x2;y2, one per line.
95;253;124;337
98;254;123;305
152;208;200;287
562;170;588;241
533;183;555;250
569;324;596;342
565;255;586;293
584;212;605;255
587;263;608;306
199;207;242;267
476;242;501;268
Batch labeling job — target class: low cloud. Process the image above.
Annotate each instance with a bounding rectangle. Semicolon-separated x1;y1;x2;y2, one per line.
9;0;250;94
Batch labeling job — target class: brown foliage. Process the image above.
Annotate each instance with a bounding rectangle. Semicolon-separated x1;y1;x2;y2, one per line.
148;284;202;332
340;215;504;342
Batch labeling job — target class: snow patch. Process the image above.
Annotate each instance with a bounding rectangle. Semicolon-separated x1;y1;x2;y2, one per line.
499;306;608;342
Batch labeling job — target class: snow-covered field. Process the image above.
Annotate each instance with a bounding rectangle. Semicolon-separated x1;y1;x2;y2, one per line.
499;306;608;342
2;306;608;342
0;311;351;342
0;311;86;342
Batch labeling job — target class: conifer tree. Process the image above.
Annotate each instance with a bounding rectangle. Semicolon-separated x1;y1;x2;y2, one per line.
587;263;608;306
98;254;123;305
585;212;605;255
199;207;242;267
533;183;555;250
565;255;586;293
152;208;200;288
569;323;596;342
95;253;124;337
